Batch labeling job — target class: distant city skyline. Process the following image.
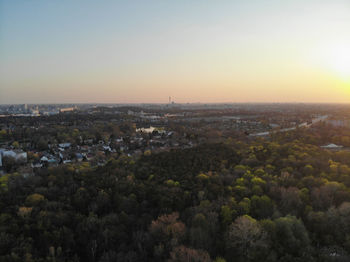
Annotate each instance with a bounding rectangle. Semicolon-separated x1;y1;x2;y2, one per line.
1;0;350;104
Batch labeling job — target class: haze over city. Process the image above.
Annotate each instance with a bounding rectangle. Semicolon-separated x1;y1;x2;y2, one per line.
1;0;350;104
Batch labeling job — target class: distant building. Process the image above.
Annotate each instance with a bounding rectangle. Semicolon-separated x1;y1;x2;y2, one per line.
30;107;40;116
0;149;27;163
326;119;350;128
40;156;49;162
42;111;59;116
58;143;71;148
321;143;344;150
31;162;43;168
60;107;76;113
75;153;83;162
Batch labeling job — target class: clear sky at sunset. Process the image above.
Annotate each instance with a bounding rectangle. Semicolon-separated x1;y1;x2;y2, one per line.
1;0;350;104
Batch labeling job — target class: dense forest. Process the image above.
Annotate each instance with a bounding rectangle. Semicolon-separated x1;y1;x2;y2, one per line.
2;126;350;261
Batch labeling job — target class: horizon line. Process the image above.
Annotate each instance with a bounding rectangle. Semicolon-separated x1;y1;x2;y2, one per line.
1;101;350;106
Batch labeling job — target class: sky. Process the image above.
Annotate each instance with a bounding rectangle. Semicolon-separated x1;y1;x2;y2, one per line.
1;0;350;104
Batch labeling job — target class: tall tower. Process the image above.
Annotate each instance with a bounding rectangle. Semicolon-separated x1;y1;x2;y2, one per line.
169;96;171;104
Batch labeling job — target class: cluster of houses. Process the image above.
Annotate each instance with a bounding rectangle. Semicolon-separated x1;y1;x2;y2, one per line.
0;127;195;174
30;141;111;168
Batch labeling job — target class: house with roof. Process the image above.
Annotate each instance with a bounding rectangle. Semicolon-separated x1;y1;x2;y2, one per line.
58;143;71;149
1;149;27;163
320;143;344;151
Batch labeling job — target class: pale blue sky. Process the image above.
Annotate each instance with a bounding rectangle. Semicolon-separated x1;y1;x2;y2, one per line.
1;0;350;104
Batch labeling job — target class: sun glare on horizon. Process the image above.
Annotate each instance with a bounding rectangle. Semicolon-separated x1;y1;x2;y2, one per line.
327;44;350;81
